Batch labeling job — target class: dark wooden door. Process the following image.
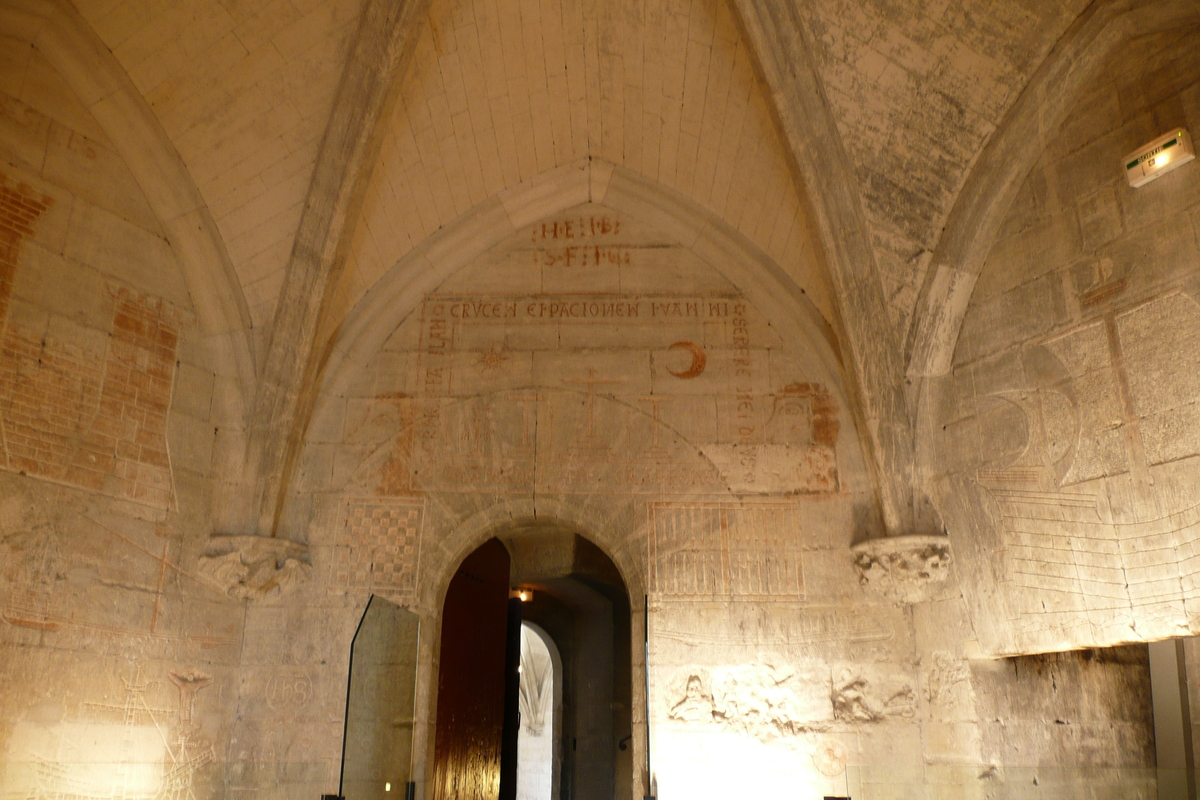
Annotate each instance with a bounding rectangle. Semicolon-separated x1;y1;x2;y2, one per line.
431;539;511;800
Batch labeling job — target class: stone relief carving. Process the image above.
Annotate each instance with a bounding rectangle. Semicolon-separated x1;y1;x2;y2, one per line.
923;652;975;721
668;674;715;722
831;669;915;722
851;534;951;604
198;535;311;600
665;660;825;741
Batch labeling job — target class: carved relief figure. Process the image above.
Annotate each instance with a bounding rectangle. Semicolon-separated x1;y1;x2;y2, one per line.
168;669;213;725
665;661;820;741
669;675;714;722
832;670;915;722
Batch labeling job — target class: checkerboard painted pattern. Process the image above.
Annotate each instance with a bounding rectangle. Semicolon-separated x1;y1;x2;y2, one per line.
334;500;423;596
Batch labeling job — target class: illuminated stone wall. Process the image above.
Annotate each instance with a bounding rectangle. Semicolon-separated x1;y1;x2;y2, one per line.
927;26;1200;657
0;38;245;800
287;181;1156;797
0;0;1191;797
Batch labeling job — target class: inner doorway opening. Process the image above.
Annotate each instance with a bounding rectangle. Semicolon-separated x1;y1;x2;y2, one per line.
431;526;633;800
517;622;558;800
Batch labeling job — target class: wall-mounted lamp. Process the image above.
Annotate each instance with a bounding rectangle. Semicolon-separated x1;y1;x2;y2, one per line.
1124;129;1194;187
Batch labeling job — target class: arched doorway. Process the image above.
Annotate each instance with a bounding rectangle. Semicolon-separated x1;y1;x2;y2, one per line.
431;528;633;800
517;622;560;800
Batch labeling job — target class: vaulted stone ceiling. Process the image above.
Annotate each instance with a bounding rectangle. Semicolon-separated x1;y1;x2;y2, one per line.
63;0;1090;347
338;0;830;333
40;0;1145;542
801;0;1092;330
72;0;364;328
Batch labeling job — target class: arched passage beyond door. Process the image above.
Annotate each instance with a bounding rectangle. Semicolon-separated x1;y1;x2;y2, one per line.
517;622;560;800
433;528;633;800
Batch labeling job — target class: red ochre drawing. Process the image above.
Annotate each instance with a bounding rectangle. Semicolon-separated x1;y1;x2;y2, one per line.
1;509;237;647
0;171;183;509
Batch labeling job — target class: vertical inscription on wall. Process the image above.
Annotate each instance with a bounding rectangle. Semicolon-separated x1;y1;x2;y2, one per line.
648;501;804;600
0;172;182;509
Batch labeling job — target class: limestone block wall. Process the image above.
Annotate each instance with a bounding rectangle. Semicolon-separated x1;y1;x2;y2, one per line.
0;42;249;800
286;184;869;797
971;647;1154;797
0;4;1176;797
927;27;1200;656
261;175;1158;798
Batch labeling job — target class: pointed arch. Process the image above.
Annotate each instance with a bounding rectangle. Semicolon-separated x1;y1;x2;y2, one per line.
906;0;1200;380
313;159;845;442
0;0;256;420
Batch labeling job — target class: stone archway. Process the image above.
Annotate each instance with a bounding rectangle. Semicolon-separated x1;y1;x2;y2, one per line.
293;165;873;799
429;526;635;800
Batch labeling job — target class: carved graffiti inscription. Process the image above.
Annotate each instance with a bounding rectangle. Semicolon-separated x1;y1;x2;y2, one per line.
0;489;238;648
959;291;1200;623
265;671;314;712
654;605;895;647
8;664;216;799
648;501;804;600
373;288;839;496
527;214;634;267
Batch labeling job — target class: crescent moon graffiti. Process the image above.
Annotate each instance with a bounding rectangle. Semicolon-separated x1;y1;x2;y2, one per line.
666;341;706;379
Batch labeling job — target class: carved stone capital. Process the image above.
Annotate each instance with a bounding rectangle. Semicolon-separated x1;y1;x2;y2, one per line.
198;535;312;601
851;534;951;604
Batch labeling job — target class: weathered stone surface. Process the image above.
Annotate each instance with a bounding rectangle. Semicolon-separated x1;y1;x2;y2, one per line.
927;27;1200;658
197;535;312;601
851;533;951;604
0;0;1192;797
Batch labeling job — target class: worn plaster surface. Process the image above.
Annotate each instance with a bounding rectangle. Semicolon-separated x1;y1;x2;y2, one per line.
0;0;1195;797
